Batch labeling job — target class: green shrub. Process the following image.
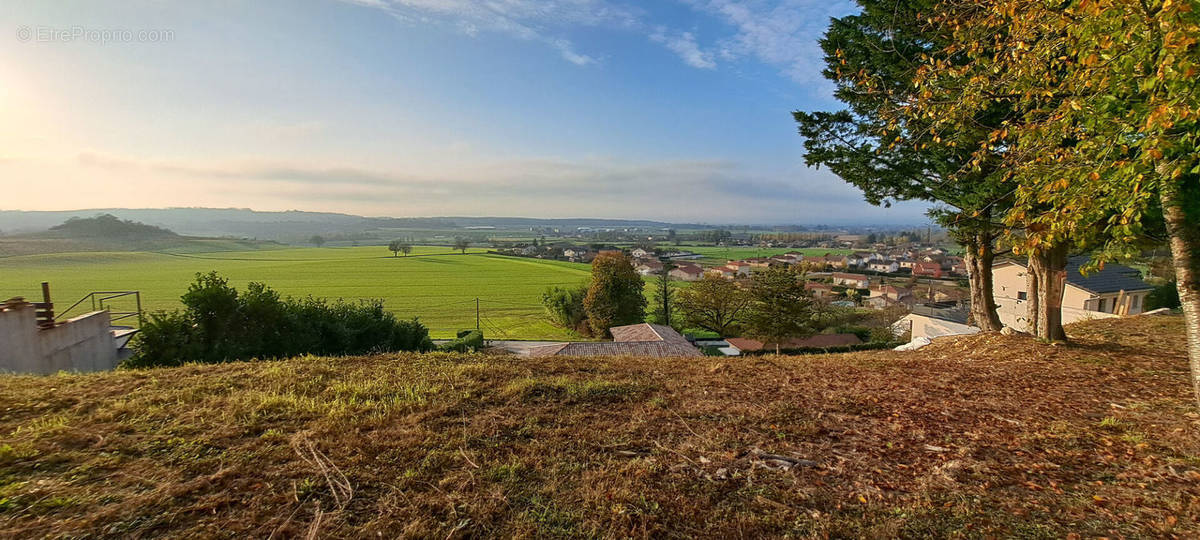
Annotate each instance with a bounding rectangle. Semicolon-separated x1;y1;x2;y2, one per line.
540;284;588;331
126;272;433;367
1145;281;1181;310
440;330;484;352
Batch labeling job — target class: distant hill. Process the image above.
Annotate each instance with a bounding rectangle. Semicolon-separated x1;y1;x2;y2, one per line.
0;214;279;257
48;214;179;239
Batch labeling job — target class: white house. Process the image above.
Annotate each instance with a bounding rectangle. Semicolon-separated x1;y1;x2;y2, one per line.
992;257;1153;331
832;272;871;289
867;260;900;273
631;247;651;259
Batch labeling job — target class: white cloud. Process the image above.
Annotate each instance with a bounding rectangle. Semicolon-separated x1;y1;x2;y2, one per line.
335;0;856;85
686;0;856;84
337;0;633;65
650;29;716;69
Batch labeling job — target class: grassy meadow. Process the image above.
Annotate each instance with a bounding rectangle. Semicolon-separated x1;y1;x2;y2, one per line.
0;246;594;339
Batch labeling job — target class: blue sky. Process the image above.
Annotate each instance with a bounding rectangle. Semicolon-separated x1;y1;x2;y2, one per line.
1;0;931;225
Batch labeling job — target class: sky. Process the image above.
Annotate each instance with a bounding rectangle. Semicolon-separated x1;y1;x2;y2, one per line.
0;0;931;225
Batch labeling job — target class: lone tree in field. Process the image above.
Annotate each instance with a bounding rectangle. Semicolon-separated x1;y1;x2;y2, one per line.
584;252;647;336
388;240;404;257
747;266;816;354
677;274;752;336
309;235;326;247
453;237;470;254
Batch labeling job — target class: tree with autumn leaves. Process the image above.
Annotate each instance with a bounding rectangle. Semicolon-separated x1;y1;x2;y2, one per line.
874;0;1200;405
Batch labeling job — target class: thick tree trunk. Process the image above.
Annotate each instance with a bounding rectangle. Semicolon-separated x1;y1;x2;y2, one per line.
1160;175;1200;409
964;231;1004;332
1028;243;1069;342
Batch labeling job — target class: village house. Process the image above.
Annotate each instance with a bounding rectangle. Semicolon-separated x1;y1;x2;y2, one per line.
803;255;831;269
897;259;917;270
867;260;900;273
949;258;968;275
831;272;871;289
724;261;751;277
707;266;736;279
630;247;651;259
912;261;943;278
562;247;590;259
742;257;773;269
668;263;704;281
869;284;913;301
991;257;1154;331
635;260;664;276
804;281;835;298
771;253;803;265
866;294;917;310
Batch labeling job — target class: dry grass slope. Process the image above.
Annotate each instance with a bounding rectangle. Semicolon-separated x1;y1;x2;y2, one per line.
1;316;1197;538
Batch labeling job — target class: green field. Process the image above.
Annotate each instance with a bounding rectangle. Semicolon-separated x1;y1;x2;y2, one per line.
678;245;854;265
0;246;595;339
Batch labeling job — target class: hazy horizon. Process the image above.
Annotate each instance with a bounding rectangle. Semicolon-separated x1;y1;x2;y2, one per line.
0;206;935;229
2;0;932;224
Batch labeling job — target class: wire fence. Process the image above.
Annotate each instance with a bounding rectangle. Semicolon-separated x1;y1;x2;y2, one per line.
421;298;544;340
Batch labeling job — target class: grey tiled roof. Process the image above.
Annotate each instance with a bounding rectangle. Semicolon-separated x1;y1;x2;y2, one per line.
528;341;702;357
1064;257;1152;294
527;323;702;357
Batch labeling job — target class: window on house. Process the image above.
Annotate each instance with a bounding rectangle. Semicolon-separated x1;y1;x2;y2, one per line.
1097;298;1107;312
1017;291;1027;301
1131;295;1140;310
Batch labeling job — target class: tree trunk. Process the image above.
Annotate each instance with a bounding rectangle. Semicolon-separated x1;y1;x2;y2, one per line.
1026;260;1040;335
1160;174;1200;409
964;231;1004;332
1028;243;1069;342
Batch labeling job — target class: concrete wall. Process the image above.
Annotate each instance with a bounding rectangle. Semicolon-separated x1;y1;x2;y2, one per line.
893;313;980;340
1;305;118;375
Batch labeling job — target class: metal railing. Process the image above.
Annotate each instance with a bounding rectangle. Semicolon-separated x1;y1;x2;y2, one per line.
56;291;143;326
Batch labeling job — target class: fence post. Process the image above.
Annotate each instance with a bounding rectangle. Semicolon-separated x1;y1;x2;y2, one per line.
40;282;54;325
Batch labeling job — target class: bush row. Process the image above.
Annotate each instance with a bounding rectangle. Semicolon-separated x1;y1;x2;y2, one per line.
126;272;433;367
